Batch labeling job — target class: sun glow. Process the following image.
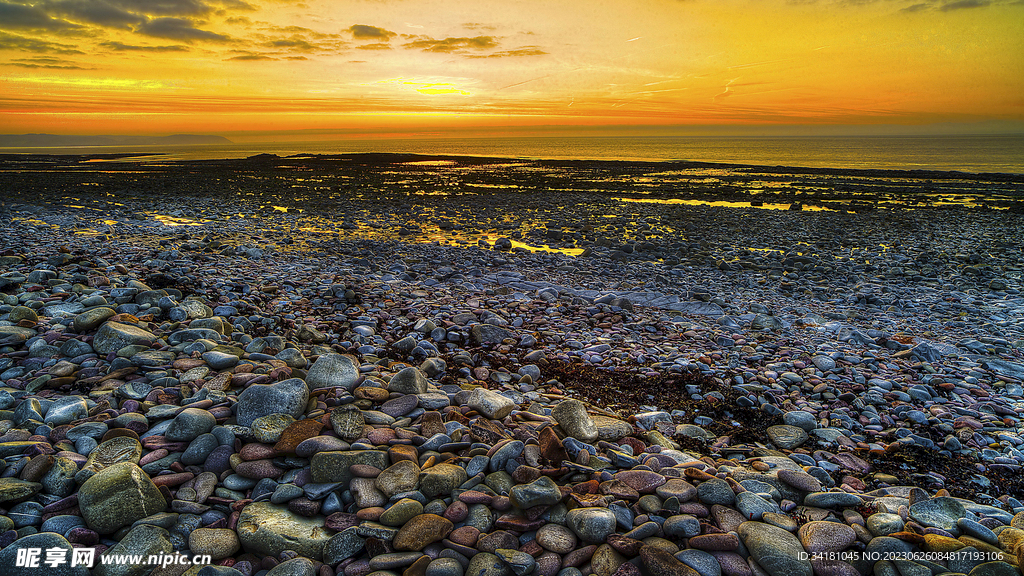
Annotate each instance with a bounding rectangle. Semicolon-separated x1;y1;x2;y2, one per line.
0;0;1020;138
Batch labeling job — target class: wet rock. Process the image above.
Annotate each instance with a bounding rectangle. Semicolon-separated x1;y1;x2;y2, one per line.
78;462;167;534
235;501;333;560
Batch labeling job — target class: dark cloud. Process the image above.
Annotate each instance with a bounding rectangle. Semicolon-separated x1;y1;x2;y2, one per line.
348;24;396;40
100;40;189;51
284;55;306;60
0;1;79;31
468;46;547;58
266;37;315;51
225;15;251;25
404;36;497;53
356;42;392;50
138;17;230;42
109;0;212;17
45;0;143;29
227;52;274;60
8;56;86;68
900;3;930;11
0;30;82;53
940;0;989;9
215;0;254;11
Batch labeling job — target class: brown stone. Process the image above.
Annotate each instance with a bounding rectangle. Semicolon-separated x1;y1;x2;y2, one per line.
392;514;453;551
640;545;701;576
388;444;420;465
539;426;568;464
274;419;324;453
420;411;446;437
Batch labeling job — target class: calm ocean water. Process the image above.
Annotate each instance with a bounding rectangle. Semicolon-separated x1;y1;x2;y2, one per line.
5;135;1024;174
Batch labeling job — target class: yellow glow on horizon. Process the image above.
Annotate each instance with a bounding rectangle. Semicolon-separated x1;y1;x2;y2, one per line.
0;0;1020;137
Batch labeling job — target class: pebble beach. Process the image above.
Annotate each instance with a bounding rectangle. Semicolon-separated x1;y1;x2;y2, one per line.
1;152;1024;576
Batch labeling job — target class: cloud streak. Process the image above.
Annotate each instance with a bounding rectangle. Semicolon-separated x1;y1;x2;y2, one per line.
0;30;82;53
348;24;396;40
405;36;498;53
138;17;230;42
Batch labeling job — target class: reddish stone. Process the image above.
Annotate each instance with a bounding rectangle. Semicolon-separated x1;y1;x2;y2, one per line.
607;535;644;557
234;459;284;480
443;500;469;523
572;480;601;494
613;470;666;493
561;545;597;568
238;443;279;461
350;464;383;478
274;419;324;453
689;533;739;551
458;490;494;505
367;428;396;445
152;472;195;487
448;526;480;547
420;412;446;438
539;427;568;464
600;479;640;501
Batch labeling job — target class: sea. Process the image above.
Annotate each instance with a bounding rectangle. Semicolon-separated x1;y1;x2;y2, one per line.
4;135;1024;174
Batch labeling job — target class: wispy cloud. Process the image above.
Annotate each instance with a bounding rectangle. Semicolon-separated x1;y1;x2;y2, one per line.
404;36;497;53
138;17;231;42
227;53;275;60
0;30;82;53
467;47;547;58
100;40;189;51
6;56;87;69
940;0;990;10
348;24;396;41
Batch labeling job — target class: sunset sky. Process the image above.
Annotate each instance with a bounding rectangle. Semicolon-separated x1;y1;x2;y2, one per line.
1;0;1022;140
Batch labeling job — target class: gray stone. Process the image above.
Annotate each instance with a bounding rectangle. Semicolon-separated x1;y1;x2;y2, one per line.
310;450;388;485
92;322;157;354
165;407;217;442
388;367;429;394
468;387;516;420
782;411;818;432
470;325;515;345
466;552;513;576
909;497;966;534
737;520;813;576
235;378;309;427
330;405;365;442
324;526;366;564
95;524;173;576
43;396;88;426
565;507;617;543
802;491;864;509
509;476;562;509
78;462;167;534
306;353;360;391
202;350;239;370
0;532;89;576
551;399;598;443
236;501;333;561
766;425;809;449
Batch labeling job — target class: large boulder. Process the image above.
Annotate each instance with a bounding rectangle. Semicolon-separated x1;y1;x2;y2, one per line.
78;462;167;534
92;322;157;354
235;378;309;427
236;502;334;560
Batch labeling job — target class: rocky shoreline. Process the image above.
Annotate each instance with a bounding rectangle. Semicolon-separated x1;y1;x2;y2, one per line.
1;154;1024;576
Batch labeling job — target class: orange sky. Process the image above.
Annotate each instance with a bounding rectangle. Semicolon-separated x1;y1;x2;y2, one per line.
1;0;1022;139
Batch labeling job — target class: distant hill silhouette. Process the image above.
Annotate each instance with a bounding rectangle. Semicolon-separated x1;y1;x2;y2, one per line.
0;134;233;147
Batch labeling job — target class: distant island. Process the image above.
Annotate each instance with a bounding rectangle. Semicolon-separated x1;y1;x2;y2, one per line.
0;133;233;147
